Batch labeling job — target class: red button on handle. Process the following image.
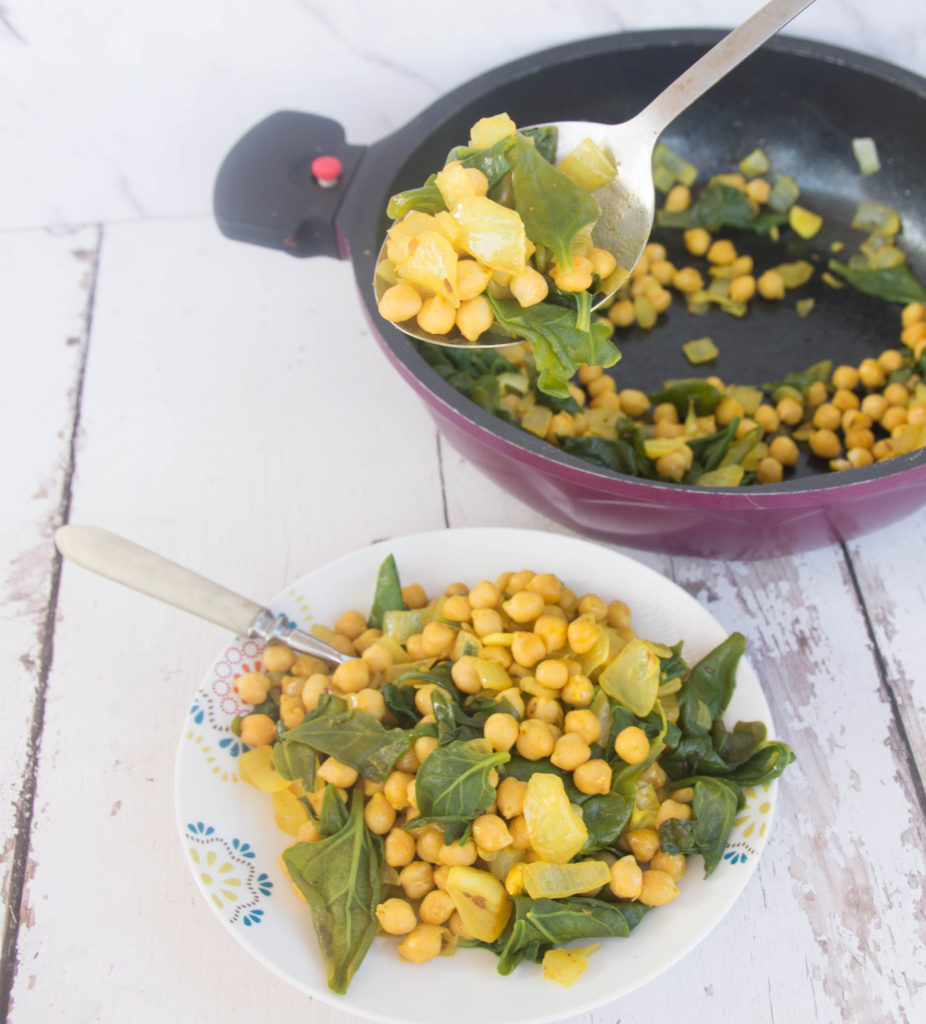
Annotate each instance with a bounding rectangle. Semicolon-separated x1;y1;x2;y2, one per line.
311;155;342;187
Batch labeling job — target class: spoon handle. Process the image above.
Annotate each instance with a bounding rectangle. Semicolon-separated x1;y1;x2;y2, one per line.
54;525;348;664
635;0;816;139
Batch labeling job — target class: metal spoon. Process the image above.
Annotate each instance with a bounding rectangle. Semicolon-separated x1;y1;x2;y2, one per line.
54;525;351;666
375;0;816;348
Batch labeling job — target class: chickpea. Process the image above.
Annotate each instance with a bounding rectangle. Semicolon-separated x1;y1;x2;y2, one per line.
588;247;617;279
457;259;491;301
609;855;643;900
639;870;680;907
608;299;636;327
332;658;370;694
235;671;271;705
414;735;439;764
376;897;417;936
809;428;842;459
768;434;800;466
398;861;435;900
883;381;911;407
279;694;305;730
832;387;860;413
664;184;691;212
881;406;908;432
507;815;532;850
484;712;520;752
317;756;358;789
509;266;549;308
437;839;477;867
858;358;886;389
511;631;547;668
573;759;612;796
262;644;296;674
729;274;756;303
378;282;423;323
384;770;414;810
419;889;455;925
503;589;546;624
397;924;446;964
550;732;592;771
831;364;860;390
516;719;556;761
756;456;784;484
496;776;528;820
420;620;456;657
753;404;780;433
776;396;804;426
656;799;693;825
472;814;513;852
861;393;890;421
551;255;594;292
683;227;712;257
401;583;428;609
385;827;417;868
564;708;603;746
745;178;771;203
706;238;737;265
757;269;786;300
239;713;276;747
627;828;661;863
469;580;501;609
614;726;650;764
455;295;494;342
651;851;687;882
566;617;600;655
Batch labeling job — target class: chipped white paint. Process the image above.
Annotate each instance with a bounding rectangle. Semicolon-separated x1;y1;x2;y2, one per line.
2;2;926;1024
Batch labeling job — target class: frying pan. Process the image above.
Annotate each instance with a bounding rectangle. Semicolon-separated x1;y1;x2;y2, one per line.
214;30;926;559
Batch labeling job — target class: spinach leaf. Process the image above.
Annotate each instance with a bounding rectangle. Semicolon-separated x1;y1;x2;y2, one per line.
271;737;316;792
713;719;767;767
408;739;510;841
686;419;740;475
367;553;405;629
489;896;647;975
580;793;632;853
488;295;619;399
719;740;796;786
649;379;725;418
828;259;926;304
386;180;445;219
676;632;745;737
284;693;411;783
430;686;459;745
658;777;740;877
557;434;646;476
655;182;786;233
380;680;420;727
659;733;734;779
318;782;349;836
508;135;601;273
282;791;382;994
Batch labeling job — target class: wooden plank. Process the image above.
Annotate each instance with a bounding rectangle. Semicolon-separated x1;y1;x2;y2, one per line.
0;226;100;1004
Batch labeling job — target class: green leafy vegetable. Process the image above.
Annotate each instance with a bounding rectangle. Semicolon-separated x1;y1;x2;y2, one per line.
508;134;600;273
658;777;740;877
676;633;745;737
284;693;411;783
282;791;382;994
827;259;926;304
368;553;405;629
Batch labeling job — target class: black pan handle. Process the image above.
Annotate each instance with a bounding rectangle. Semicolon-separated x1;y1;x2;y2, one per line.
213;111;366;259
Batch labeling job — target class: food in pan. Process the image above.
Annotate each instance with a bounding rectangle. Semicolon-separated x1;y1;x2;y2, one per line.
417;141;926;486
375;114;623;397
233;556;794;992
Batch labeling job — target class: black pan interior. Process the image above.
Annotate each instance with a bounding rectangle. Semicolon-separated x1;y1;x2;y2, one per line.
355;32;926;484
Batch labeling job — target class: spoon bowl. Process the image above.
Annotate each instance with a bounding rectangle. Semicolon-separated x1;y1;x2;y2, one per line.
374;0;815;348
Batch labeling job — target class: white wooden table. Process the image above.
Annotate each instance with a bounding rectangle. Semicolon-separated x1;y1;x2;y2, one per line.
2;2;925;1022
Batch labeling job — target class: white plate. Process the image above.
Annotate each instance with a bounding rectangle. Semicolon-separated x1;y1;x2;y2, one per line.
175;527;783;1024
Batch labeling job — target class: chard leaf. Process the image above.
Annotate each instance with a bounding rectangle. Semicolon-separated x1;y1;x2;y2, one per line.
827;259;926;304
284;693;411;783
283;791;382;994
658;777;740;877
508;135;600;273
368;553;405;629
488;295;619;399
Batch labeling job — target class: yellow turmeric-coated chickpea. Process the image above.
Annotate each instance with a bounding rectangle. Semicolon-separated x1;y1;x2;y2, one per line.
472;814;513;852
649;258;676;286
361;641;393;675
419;889;455;925
235;671;271;704
262;643;296;673
627;828;661;863
842;409;873;433
525;572;563;604
469;580;501;609
240;713;276;747
831;364;860;391
496;777;527;820
752;404;780;433
573;759;612;796
664;184;691;212
656;448;692;480
831;387;860;413
861;393;890;421
384;770;414;810
715;396;745;427
609;855;643;899
809;428;842;459
644;242;667;261
812;403;842;430
448;655;480;694
401;583;428;609
671;265;704;294
729;274;756;303
563;708;602;746
394;748;421;775
503;589;546;623
414;735;439;765
607;298;636;327
376;897;417;936
551;255;594;292
883;381;911;407
683;227;712;256
378;281;424;323
847;446;875;468
507;814;531;850
902;301;926;327
614;726;650;764
881;406;908;432
768;435;800;466
397;924;446;964
419;620;455;657
279;694;305;730
657;799;693;826
511;631;547;668
471;605;504;635
332;658;370;694
618;388;650;418
776;396;804;426
845;428;875;451
757;269;786;300
398;860;435;900
455;295;494;341
577;363;604;384
901;320;926;348
756;456;784;484
455;259;490;303
317;756;358;789
384;827;417;868
566;617;599;655
441;594;472;623
559;674;593;708
416;294;456;335
588;247;617;279
745;177;771;203
484;712;520;753
909;404;926;427
437;838;477;867
535;658;569;689
804;378;828;409
651;851;687;883
516;719;556;761
706;239;737;265
857;358;886;389
639;870;680;907
364;793;398;835
415;826;446;864
509;266;549;308
652;401;680;424
550;732;592;771
301;673;333;712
